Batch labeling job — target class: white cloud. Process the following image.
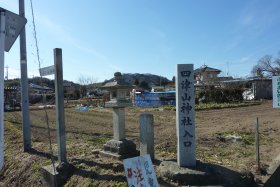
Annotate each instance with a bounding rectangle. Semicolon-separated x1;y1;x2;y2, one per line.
107;64;121;72
33;14;108;62
240;14;254;26
35;16;130;74
226;1;279;53
74;44;108;62
240;56;251;63
234;2;277;38
150;28;166;39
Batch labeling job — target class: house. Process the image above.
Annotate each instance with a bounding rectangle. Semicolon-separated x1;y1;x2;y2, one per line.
29;83;53;94
162;81;175;91
251;78;272;99
4;87;21;111
222;77;272;100
194;65;221;83
151;86;165;92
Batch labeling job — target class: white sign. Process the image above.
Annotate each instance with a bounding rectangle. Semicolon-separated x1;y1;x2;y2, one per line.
123;155;159;187
39;65;55;76
0;7;27;52
272;76;280;108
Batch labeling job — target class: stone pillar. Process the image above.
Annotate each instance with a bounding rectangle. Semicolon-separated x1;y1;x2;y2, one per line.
100;72;138;159
140;113;154;161
113;107;125;140
101;106;138;159
176;64;196;167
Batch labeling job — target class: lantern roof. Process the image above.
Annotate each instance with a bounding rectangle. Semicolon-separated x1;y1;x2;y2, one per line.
102;72;134;89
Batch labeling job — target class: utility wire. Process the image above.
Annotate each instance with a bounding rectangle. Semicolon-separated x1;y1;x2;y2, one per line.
29;0;57;185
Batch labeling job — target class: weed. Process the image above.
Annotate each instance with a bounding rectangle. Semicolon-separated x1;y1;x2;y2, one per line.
196;101;261;110
86;137;110;147
5;113;21;124
112;182;127;187
163;105;176;111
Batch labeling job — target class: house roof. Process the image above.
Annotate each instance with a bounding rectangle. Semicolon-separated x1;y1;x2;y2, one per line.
194;65;221;75
221;77;272;83
29;83;52;90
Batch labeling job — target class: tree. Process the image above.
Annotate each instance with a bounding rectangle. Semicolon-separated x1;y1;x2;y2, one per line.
77;75;98;98
114;72;122;77
134;78;139;86
80;85;87;98
252;53;280;77
139;80;150;90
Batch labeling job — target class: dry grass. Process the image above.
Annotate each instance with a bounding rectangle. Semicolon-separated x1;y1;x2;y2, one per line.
1;100;280;186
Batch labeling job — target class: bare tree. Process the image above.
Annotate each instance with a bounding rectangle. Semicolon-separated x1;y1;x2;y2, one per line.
78;75;98;85
77;75;98;98
252;53;280;77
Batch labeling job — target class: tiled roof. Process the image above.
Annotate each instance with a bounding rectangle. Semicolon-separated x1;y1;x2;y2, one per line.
194;65;221;74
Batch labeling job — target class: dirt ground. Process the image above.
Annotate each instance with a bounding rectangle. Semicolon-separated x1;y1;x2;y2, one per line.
2;100;280;186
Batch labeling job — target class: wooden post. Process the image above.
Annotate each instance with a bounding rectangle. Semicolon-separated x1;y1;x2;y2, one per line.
256;117;260;171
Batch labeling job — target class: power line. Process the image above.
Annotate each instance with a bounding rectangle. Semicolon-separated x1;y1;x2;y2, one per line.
30;0;41;69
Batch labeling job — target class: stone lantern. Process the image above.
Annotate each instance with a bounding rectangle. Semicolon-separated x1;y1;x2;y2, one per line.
100;72;138;159
103;72;132;108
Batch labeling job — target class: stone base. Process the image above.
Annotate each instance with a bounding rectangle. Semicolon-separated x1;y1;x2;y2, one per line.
160;160;259;186
40;162;73;187
159;161;221;186
100;139;139;159
263;153;280;187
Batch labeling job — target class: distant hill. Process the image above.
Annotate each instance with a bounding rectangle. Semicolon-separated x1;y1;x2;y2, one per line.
104;73;171;86
28;77;79;89
5;73;171;89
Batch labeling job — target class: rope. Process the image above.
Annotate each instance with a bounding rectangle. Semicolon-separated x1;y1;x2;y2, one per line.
29;0;57;186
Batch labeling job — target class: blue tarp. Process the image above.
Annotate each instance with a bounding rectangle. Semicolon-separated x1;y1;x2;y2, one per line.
134;91;175;107
76;106;89;111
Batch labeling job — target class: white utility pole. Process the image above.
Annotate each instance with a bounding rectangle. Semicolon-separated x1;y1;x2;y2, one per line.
5;66;8;80
0;10;6;171
19;0;31;151
0;6;27;171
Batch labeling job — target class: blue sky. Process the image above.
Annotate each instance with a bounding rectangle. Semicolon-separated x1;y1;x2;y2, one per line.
1;0;280;83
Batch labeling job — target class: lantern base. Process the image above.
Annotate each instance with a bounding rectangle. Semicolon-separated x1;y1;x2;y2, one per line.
100;139;139;159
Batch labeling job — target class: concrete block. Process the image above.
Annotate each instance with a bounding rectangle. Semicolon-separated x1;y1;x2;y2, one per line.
41;162;73;187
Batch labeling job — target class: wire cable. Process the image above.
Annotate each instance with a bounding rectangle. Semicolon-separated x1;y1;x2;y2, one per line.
29;0;57;186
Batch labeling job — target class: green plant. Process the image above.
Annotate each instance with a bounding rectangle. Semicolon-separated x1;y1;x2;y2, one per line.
86;137;110;147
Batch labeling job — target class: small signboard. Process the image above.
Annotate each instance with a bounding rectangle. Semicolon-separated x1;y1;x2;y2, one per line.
272;76;280;108
123;154;159;187
39;65;55;76
0;7;27;52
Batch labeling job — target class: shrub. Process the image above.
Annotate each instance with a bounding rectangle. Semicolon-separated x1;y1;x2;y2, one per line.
197;87;243;103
